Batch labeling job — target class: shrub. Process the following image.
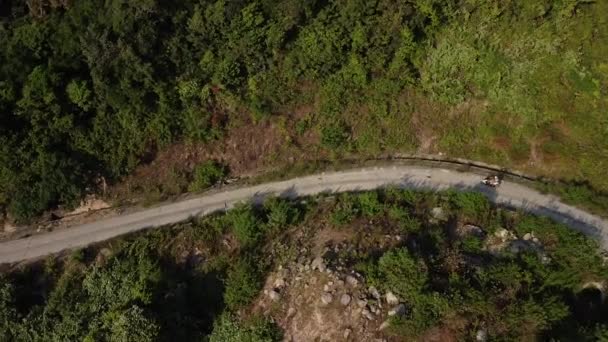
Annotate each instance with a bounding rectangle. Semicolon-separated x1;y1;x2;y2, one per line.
391;293;451;336
209;314;282;342
447;191;490;219
378;248;427;298
188;160;227;192
357;192;382;217
226;203;262;247
320;121;350;149
263;197;301;233
388;205;421;233
330;194;359;225
223;258;262;310
384;187;420;207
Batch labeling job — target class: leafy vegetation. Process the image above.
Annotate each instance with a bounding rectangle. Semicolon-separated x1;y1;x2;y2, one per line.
188;160;227;192
1;0;606;220
1;189;608;340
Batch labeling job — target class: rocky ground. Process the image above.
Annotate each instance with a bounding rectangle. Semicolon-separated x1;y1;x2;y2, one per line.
254;229;406;341
245;204;557;342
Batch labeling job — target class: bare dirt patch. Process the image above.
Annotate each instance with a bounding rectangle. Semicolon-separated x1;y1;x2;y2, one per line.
107;116;304;203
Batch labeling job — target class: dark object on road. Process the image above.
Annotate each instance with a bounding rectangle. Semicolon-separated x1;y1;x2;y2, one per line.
481;175;501;187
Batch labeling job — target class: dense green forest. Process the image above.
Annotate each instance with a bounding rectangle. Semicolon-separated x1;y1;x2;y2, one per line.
0;0;607;221
1;189;607;341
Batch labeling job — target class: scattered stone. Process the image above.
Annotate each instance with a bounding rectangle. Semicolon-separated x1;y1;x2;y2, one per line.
311;256;326;272
343;329;352;339
3;221;16;233
346;275;359;287
357;299;368;308
268;289;281;301
368;286;381;300
321;293;333;305
476;329;487;342
341;294;352;306
323;284;331;292
274;278;286;289
388;304;406;317
460;224;485;238
523;232;532;241
379;320;391;331
370;305;379;314
99;248;113;258
385;291;399;305
494;228;515;240
431;207;447;221
287;307;296;318
362;308;374;320
304;264;310;271
337;280;345;286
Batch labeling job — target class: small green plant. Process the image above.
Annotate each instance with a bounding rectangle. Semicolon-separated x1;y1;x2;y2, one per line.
188;160;228;192
330;193;359;225
209;314;282;342
357;192;382;217
388;206;421;233
320;121;350;149
263;197;301;234
223;258;262;310
226;203;262;247
447;191;490;219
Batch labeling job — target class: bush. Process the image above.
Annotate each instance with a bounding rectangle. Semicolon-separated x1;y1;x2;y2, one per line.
357;192;382;217
320;121;350;149
447;191;490;219
188;160;227;192
330;194;360;225
378;248;427;298
223;258;262;310
388;206;421;233
263;197;301;234
226;203;262;247
209;314;282;342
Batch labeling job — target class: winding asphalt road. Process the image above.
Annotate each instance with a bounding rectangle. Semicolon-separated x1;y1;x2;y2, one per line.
1;166;607;264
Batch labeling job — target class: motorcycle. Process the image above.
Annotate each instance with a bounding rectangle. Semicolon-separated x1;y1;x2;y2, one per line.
481;175;501;187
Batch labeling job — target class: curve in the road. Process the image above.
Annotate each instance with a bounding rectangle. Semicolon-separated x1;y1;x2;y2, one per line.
1;166;607;264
